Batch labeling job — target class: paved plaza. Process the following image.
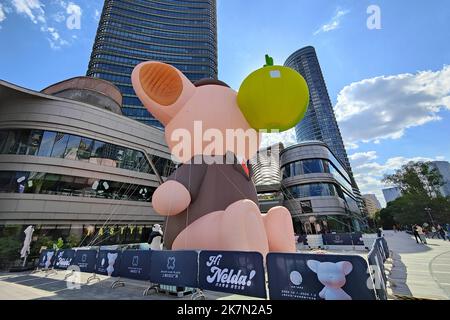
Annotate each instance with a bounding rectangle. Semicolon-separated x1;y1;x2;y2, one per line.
0;230;449;300
385;230;450;300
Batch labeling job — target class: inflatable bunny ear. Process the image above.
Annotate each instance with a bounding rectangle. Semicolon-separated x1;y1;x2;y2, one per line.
131;61;196;126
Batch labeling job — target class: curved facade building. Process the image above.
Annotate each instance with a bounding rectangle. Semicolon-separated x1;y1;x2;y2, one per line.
251;144;284;213
87;0;218;128
0;78;176;244
280;142;367;234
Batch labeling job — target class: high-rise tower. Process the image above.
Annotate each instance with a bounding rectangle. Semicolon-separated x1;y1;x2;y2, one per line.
285;46;368;218
87;0;218;128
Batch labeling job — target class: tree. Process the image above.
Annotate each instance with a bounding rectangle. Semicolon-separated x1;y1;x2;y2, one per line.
382;161;450;226
383;161;444;198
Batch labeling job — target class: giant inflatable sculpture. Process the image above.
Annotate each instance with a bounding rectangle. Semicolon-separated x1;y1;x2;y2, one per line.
132;56;309;257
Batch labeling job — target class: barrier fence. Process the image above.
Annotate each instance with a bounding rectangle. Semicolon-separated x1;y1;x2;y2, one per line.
35;237;390;300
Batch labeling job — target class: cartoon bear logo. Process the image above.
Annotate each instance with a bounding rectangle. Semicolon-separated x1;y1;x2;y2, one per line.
307;260;353;300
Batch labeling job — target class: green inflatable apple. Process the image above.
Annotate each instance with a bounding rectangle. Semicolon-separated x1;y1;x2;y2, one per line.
237;55;310;132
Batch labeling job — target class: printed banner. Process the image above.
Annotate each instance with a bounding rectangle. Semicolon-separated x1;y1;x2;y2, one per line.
267;253;376;300
38;249;56;269
322;233;354;246
149;250;198;288
72;250;97;273
351;232;364;246
54;249;76;270
199;251;266;299
95;250;121;277
119;250;151;281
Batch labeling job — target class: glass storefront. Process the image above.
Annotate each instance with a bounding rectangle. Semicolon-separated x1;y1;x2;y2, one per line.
284;183;339;198
281;158;353;193
0;171;155;202
0;129;176;177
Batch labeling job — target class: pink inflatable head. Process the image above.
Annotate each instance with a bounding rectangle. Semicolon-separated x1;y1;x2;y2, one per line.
132;61;260;163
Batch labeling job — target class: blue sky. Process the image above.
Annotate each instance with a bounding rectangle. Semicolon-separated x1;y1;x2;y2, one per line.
1;0;450;206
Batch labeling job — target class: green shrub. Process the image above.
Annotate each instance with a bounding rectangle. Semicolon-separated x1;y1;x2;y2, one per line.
0;237;22;269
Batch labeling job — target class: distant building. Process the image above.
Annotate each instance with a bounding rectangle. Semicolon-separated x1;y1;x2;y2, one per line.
382;187;402;204
362;194;382;217
251;143;284;213
429;161;450;197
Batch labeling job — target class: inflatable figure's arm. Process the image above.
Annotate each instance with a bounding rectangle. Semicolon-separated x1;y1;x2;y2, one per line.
152;180;190;216
152;162;207;216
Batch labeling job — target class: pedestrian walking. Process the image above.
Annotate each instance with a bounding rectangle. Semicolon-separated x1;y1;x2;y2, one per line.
412;225;420;244
377;227;383;238
417;225;427;244
437;225;446;240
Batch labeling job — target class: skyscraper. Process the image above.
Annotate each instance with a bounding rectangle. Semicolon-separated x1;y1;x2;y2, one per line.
285;46;367;217
87;0;218;128
382;187;402;204
429;161;450;197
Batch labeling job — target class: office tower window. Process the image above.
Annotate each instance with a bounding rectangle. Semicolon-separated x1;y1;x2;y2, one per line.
87;0;218;128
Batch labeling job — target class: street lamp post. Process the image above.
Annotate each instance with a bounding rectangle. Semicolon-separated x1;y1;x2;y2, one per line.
425;207;435;227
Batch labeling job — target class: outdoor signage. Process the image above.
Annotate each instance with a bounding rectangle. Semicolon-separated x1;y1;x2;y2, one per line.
72;250;97;273
267;253;376;300
367;249;388;300
322;233;354;246
351;232;364;246
95;250;121;277
38;249;56;269
119;250;151;281
199;251;267;299
54;249;76;270
149;250;199;287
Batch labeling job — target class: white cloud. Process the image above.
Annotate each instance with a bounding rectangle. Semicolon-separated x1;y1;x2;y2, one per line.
344;141;359;150
350;151;446;207
349;151;377;164
260;128;297;149
94;8;100;21
0;3;6;29
336;65;450;145
52;11;65;22
11;0;46;24
0;4;6;22
40;25;68;49
314;9;349;35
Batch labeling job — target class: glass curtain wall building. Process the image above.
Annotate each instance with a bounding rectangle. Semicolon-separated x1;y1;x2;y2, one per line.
0;77;176;246
87;0;218;128
285;46;368;217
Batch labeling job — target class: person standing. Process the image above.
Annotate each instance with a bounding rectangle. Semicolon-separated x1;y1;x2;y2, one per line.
412;225;420;244
437;224;447;241
377;227;383;238
417;225;427;244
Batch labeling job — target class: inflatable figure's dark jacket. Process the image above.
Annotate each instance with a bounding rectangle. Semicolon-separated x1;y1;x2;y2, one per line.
163;153;258;249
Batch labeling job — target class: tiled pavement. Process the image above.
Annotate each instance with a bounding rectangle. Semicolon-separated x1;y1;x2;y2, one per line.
384;230;450;300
